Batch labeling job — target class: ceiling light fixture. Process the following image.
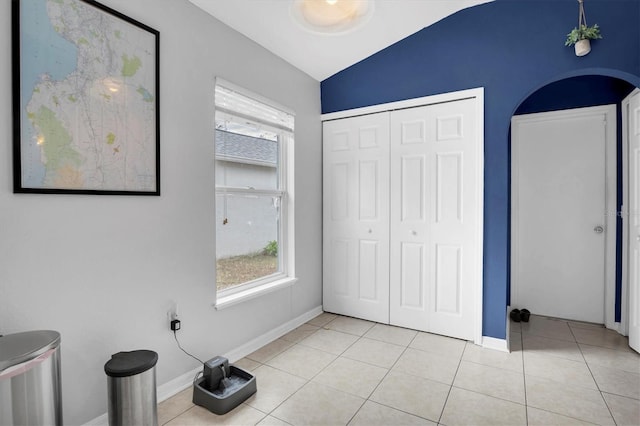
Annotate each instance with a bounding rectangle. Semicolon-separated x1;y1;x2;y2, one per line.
291;0;374;35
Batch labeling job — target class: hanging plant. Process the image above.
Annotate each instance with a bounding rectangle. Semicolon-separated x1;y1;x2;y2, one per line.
565;24;602;47
565;0;602;56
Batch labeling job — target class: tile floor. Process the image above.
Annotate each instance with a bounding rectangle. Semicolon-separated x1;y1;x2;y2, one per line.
158;313;640;425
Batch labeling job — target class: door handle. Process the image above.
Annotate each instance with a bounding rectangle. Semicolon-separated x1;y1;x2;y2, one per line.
594;225;604;234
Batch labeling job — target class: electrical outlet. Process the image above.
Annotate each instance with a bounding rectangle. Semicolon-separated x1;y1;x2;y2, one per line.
167;301;179;330
167;302;179;320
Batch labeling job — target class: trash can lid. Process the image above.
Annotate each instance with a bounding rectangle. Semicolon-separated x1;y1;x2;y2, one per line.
104;350;158;377
0;330;61;372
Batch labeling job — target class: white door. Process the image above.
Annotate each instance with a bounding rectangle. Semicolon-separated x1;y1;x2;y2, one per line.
390;98;479;340
323;112;390;323
512;107;610;323
628;92;640;352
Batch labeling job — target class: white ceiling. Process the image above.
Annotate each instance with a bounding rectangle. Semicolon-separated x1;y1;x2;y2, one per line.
189;0;492;81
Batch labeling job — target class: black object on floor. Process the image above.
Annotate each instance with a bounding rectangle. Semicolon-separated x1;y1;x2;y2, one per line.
520;309;531;322
193;356;257;415
510;309;521;322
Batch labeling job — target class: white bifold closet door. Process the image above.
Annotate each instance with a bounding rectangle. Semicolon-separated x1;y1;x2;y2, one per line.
322;112;390;324
323;97;480;341
389;98;479;340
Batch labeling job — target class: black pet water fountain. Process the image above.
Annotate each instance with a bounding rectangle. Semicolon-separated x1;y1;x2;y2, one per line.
192;356;257;415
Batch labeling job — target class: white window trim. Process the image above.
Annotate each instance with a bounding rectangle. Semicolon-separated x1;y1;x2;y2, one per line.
215;276;298;310
214;78;296;307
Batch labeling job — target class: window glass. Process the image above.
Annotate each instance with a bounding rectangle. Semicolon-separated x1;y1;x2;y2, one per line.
215;193;280;291
214;80;293;295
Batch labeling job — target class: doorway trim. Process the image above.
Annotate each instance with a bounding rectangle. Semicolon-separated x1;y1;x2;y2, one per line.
621;88;640;336
511;105;617;328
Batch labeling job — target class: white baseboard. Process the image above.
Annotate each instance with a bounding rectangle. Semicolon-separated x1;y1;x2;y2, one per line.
481;336;509;352
157;366;202;402
84;305;323;426
224;305;323;363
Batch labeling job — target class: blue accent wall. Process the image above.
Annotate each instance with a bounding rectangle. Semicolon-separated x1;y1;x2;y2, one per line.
321;0;640;339
514;76;635;115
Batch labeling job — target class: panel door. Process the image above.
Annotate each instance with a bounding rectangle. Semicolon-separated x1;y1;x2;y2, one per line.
390;98;479;340
323;112;390;324
629;93;640;353
512;108;607;323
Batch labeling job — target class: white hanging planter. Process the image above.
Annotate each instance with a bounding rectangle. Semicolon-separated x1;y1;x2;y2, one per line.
564;0;602;57
574;39;591;56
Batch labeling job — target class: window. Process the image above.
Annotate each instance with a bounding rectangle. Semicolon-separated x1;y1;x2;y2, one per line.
214;80;295;304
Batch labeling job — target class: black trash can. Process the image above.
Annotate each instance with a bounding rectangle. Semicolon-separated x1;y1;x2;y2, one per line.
104;350;158;426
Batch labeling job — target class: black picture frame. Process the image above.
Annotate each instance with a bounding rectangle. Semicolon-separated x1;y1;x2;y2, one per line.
12;0;160;195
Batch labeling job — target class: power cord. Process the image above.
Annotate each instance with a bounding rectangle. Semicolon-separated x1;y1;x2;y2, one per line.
173;330;204;365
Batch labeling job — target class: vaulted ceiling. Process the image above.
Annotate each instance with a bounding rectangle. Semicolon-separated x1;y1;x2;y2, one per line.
189;0;493;81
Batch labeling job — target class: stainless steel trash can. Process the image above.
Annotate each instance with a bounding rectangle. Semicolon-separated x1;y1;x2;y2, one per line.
105;350;158;426
0;330;63;426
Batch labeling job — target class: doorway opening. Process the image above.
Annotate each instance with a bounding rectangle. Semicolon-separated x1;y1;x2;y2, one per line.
509;75;637;338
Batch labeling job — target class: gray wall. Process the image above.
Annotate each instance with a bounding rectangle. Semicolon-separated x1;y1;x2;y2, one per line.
0;0;322;424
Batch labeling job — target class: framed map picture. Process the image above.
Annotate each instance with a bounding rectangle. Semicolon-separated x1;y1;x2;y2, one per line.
12;0;160;195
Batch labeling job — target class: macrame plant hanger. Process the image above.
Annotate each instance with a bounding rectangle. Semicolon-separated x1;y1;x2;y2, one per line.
578;0;588;30
574;0;592;56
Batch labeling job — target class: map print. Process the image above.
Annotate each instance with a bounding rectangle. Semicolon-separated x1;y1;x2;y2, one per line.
19;0;158;192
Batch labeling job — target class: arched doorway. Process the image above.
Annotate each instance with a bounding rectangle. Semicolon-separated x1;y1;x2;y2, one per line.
509;74;638;334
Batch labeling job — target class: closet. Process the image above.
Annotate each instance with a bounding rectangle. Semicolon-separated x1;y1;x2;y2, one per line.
322;92;483;342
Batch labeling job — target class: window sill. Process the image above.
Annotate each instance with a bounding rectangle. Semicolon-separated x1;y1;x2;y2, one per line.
215;276;298;310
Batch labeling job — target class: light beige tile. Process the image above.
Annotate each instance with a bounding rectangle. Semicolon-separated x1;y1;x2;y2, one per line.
324;316;375;336
266;344;336;380
342;337;405;368
363;323;417;347
568;320;606;331
369;371;449;421
590;363;640;400
348;400;436;426
453;361;525;404
306;312;337;327
521;315;575;342
572;327;632;351
525;374;615;425
602;392;640;426
281;323;320;343
257;415;292;426
233;357;261;372
312;356;388;399
247;338;294;363
526;407;598;426
271;381;365;426
158;387;194;425
298;328;359;355
440;387;526;426
166;404;265;425
524;352;597;389
580;344;640;373
522;333;584;362
409;332;466;359
393;347;459;385
462;342;523;373
510;332;523;351
244;365;307;413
